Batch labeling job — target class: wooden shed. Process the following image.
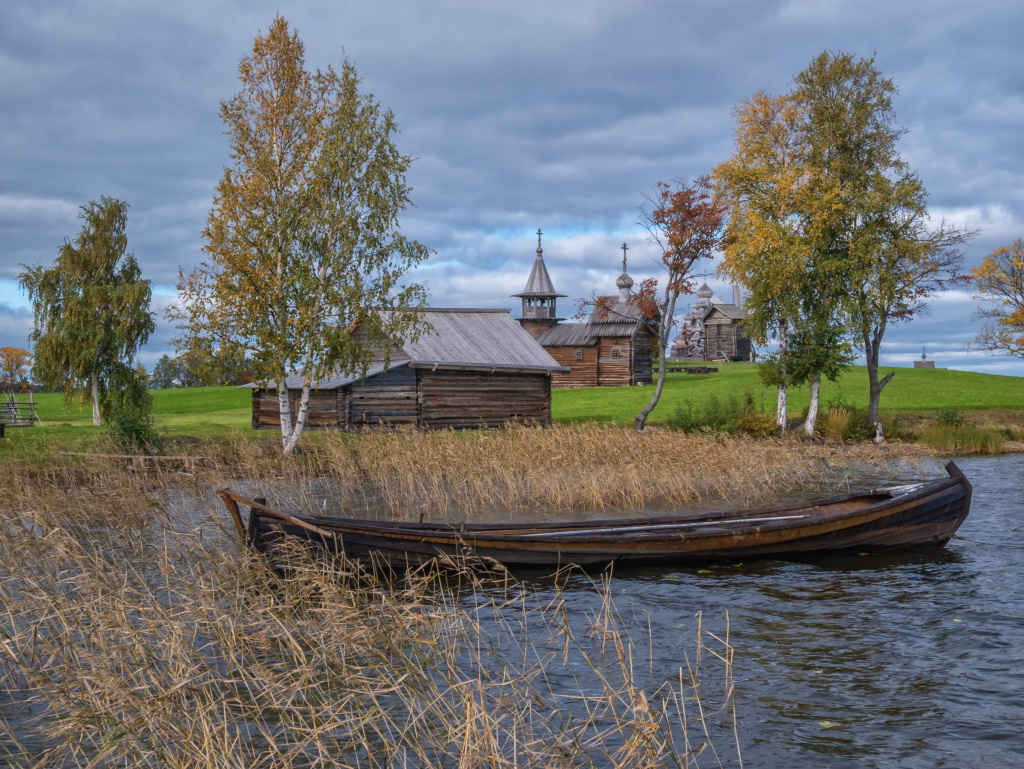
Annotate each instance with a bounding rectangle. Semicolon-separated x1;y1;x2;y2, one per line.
248;309;569;431
670;282;752;363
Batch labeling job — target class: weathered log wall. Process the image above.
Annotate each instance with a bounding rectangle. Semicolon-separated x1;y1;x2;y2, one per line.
251;367;553;430
547;346;599;388
596;338;634;387
704;319;751;362
632;330;653;385
251;389;345;430
349;367;418;428
418;370;551;428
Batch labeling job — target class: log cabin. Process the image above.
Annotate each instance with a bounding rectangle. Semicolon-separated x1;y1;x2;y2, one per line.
247;309;569;431
514;234;655;388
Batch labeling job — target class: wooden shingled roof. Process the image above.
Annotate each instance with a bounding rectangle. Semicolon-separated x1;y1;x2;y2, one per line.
398;309;568;371
536;323;595;347
701;303;748;321
246;308;569;389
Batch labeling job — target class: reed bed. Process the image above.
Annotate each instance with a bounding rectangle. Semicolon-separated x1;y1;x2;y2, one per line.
234;423;933;521
919;423;1007;455
0;425;932;766
0;468;740;767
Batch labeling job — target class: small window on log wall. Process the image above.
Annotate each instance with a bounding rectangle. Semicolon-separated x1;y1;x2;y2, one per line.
611;349;620;359
574;349;583;360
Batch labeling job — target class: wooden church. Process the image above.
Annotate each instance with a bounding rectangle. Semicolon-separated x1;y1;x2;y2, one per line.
513;232;655;388
670;282;752;362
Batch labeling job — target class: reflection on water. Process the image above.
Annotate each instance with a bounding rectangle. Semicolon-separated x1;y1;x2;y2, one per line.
515;454;1023;767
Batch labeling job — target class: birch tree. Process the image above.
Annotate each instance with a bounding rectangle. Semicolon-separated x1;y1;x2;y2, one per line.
796;52;971;431
968;238;1024;357
718;53;971;436
632;176;726;431
19;197;154;425
715;92;811;434
170;16;428;454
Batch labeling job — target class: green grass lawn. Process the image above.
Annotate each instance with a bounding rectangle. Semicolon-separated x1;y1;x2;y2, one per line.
3;365;1023;453
7;386;253;452
552;363;1024;425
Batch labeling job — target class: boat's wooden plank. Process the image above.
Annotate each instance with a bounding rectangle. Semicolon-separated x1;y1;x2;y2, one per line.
219;463;971;569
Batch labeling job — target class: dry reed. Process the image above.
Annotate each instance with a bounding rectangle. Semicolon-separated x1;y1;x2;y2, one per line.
822;408;851;443
0;452;744;767
0;425;931;766
218;423;932;521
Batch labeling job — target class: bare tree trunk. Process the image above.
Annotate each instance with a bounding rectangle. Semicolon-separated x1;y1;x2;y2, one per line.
283;383;311;455
864;329;894;434
804;371;820;438
277;378;293;449
635;341;668;431
635;294;677;431
776;320;788;436
91;371;101;426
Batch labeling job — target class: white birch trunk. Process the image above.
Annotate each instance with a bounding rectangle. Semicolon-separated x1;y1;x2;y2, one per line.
776;320;788;434
277;378;293;449
804;371;820;438
91;371;101;426
634;291;678;431
283;383;311;455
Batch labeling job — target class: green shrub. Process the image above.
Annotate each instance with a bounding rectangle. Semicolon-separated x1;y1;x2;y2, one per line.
937;407;966;427
735;411;777;437
105;365;163;454
666;390;762;435
666;399;698;432
843;410;874;442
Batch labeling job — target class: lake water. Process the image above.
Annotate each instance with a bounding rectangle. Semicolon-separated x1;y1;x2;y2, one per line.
522;454;1024;767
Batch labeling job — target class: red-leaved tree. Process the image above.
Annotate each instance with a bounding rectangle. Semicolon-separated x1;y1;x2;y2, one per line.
633;176;727;429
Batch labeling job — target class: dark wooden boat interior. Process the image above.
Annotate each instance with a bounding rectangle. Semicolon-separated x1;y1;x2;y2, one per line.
219;461;972;570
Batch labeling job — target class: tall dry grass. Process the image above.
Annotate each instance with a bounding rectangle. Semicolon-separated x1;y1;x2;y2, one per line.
0;448;745;767
0;425;931;766
822;408;852;443
919;423;1006;455
217;424;932;521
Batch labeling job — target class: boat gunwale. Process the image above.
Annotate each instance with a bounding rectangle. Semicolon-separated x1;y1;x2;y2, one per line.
218;463;968;548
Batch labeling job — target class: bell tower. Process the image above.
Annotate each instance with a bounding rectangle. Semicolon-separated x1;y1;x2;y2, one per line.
513;229;566;339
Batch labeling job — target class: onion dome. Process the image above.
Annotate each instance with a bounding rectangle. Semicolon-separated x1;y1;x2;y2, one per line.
616;242;634;301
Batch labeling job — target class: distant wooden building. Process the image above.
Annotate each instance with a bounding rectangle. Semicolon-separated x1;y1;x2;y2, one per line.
514;235;655;388
247;309;569;431
513;230;567;341
670;282;752;362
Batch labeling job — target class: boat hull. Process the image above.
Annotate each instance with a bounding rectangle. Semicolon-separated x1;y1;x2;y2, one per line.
219;462;972;570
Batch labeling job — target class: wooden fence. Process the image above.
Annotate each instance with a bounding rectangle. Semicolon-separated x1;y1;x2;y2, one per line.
2;396;39;428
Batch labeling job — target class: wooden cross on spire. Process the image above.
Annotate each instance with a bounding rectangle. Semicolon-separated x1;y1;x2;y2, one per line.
621;242;628;273
537;228;543;252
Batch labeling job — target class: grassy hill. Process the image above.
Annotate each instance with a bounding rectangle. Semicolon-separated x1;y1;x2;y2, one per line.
5;364;1024;449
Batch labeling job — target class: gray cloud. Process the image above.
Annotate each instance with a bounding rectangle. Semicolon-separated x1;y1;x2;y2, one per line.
2;0;1022;373
0;302;33;349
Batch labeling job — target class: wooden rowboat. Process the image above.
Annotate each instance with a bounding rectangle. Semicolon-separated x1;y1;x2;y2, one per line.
218;461;972;570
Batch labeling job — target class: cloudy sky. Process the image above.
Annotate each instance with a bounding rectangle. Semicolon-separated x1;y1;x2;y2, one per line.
2;0;1022;374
